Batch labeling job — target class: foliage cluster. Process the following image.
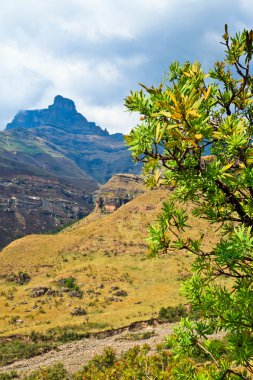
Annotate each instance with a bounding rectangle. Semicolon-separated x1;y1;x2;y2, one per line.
125;26;253;379
57;277;81;292
158;304;187;322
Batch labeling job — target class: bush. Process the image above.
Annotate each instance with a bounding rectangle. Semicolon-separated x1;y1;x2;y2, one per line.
117;330;155;341
158;304;187;322
0;340;54;366
23;363;69;380
73;345;176;380
0;372;18;380
58;277;80;291
6;272;30;285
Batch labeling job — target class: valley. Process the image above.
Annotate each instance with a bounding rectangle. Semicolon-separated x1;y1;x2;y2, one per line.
0;96;140;249
0;187;219;338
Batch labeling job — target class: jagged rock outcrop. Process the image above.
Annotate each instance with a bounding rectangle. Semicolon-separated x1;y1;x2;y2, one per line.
94;174;145;213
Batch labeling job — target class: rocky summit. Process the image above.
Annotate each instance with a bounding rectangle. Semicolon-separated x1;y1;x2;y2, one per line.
0;96;141;248
7;95;108;136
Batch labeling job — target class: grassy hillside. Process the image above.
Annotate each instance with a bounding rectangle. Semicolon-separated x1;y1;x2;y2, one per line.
0;188;219;337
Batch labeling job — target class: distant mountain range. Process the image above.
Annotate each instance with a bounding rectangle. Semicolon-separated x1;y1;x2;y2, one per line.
0;95;140;248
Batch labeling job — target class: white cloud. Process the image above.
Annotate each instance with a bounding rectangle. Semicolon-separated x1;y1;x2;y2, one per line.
76;102;140;134
0;0;250;132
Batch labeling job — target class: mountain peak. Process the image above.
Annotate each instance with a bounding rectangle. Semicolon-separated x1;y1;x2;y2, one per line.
51;95;76;113
5;96;107;136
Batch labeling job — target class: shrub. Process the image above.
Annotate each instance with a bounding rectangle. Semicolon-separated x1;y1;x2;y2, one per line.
0;372;18;380
7;272;31;285
158;304;187;322
0;340;53;366
23;363;68;380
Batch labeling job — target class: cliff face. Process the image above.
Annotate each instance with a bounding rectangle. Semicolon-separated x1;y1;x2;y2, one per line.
0;175;93;249
0;173;145;249
94;174;145;213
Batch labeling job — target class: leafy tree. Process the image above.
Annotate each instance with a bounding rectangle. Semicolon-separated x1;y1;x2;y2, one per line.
125;25;253;379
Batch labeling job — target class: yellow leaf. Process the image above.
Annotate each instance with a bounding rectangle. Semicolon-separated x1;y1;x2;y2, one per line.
223;173;236;181
159;111;172;118
170;130;185;139
204;85;212;100
155;171;162;185
187;110;201;118
170;112;183;120
156;123;168;143
155;123;161;142
169;91;179;108
192;97;204;110
247;157;253;164
195;133;203;140
188;139;198;148
221;162;234;172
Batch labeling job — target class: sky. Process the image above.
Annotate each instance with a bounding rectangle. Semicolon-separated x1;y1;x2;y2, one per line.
0;0;252;133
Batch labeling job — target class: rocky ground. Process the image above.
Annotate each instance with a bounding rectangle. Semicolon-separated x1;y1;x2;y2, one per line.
0;321;174;376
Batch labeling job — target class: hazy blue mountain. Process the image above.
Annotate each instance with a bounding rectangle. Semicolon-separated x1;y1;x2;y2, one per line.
2;95;140;184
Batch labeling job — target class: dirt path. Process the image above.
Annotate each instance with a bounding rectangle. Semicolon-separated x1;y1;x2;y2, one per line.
0;322;174;376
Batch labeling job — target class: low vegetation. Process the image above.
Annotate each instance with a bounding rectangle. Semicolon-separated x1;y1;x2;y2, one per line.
0;340;54;366
6;272;31;286
0;322;110;366
158;304;187;322
0;341;232;379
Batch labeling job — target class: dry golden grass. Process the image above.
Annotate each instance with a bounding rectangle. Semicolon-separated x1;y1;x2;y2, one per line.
0;188;219;337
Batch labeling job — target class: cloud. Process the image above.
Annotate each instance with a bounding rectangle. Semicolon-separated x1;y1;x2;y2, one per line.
0;0;251;132
75;102;140;135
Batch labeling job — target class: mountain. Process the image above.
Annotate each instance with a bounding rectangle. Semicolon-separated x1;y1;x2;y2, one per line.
0;95;140;248
4;95;139;184
6;95;106;135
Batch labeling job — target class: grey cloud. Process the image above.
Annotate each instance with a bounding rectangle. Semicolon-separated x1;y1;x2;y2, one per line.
0;0;251;132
